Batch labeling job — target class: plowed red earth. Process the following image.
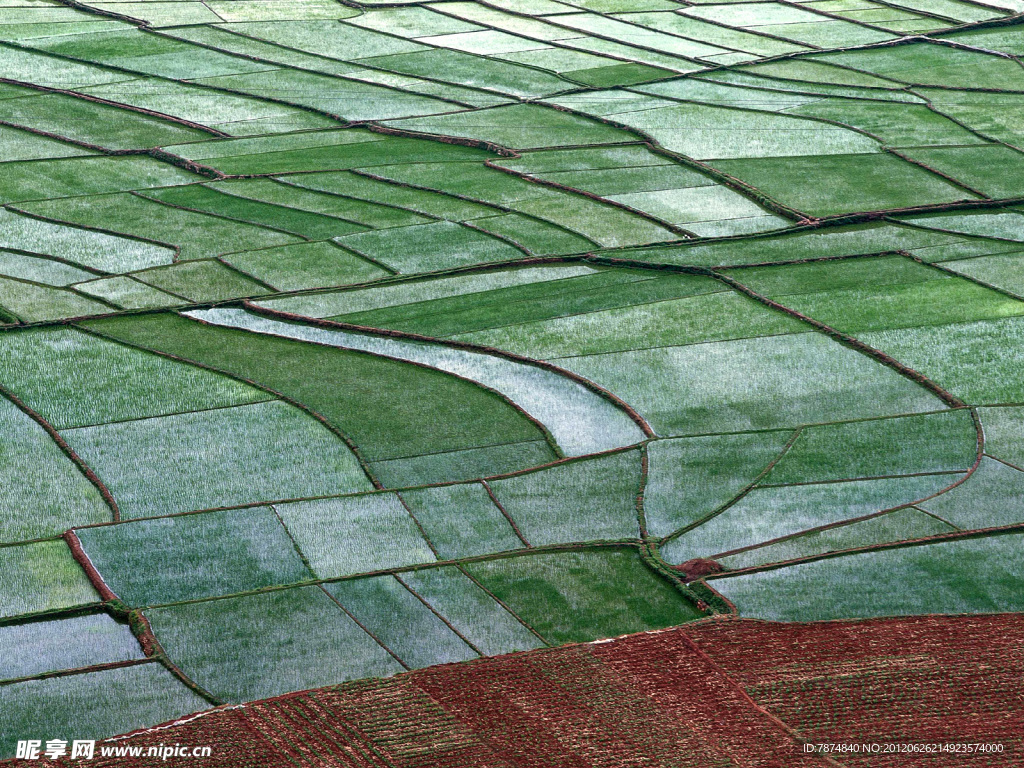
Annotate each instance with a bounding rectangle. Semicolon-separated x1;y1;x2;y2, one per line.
18;614;1024;767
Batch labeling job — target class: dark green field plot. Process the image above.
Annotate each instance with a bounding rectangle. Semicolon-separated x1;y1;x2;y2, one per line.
164;130;492;176
817;42;1024;91
733;255;1024;333
899;145;1024;200
147;586;404;702
763;409;977;484
140;185;369;240
0;327;264;429
83;313;556;483
76;506;314;606
645;431;792;539
222;241;388;292
335;221;527;273
399;482;525;559
466;547;701;645
709;153;977;217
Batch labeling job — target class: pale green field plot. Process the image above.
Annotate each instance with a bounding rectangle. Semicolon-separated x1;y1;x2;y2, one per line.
0;663;208;759
74;276;185;310
79;79;338;136
458;290;805;359
0;613;143;682
0;395;110;543
920;457;1024;531
0;209;173;274
275;493;436;579
21;193;302;262
487;450;642;546
0;278;109;323
325;575;480;667
711;531;1024;621
560;332;942;437
664;473;957;562
63;400;373;518
400;566;544;656
645;431;792;539
980;405;1024;467
941;251;1024;298
258;263;599;318
0;542;99;621
0;326;264;429
0;124;94;162
717;507;958;571
0;250;93;288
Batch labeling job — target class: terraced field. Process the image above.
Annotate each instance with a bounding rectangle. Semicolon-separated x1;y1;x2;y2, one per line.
2;0;1024;763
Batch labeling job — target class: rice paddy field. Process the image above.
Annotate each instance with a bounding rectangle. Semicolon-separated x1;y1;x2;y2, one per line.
1;0;1024;764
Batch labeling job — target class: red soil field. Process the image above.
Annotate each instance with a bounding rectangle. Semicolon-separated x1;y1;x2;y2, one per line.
13;614;1022;767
